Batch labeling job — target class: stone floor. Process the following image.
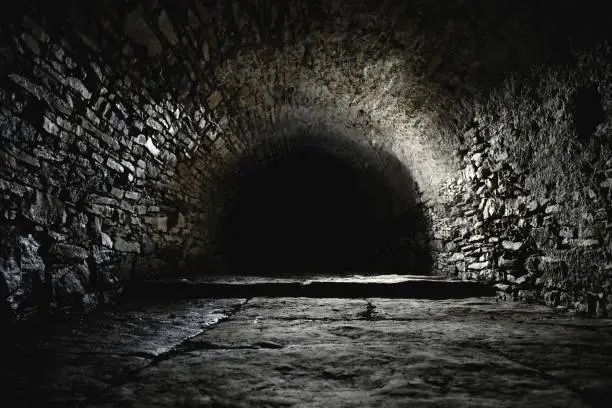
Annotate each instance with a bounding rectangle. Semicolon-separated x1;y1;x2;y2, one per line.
2;292;612;407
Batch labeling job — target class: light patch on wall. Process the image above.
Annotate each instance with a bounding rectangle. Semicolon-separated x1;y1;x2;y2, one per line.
292;56;455;202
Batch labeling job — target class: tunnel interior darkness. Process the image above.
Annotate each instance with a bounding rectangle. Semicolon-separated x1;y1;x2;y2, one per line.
210;132;432;276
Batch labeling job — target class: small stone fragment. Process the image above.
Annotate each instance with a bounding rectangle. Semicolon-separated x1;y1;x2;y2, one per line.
145;137;161;156
114;236;141;253
468;261;489;270
106;158;124;173
502;241;523;251
158;10;179;45
49;243;89;261
207;90;223;109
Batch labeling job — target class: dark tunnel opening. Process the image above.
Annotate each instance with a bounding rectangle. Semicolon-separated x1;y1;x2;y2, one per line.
210;134;433;276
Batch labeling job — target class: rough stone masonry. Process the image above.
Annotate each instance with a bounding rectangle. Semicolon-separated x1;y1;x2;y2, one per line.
1;0;612;321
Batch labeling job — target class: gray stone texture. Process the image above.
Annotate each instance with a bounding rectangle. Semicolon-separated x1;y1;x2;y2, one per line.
0;0;611;319
2;297;612;407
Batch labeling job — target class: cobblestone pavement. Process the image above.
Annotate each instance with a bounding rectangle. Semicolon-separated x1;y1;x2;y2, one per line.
2;297;612;407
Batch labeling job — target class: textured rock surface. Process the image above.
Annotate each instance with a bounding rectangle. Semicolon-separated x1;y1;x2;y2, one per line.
1;0;612;318
0;298;246;406
2;297;612;407
432;92;612;315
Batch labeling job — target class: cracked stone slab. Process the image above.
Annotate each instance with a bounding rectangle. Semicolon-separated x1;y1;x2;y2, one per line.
81;297;612;408
0;298;246;406
89;345;590;408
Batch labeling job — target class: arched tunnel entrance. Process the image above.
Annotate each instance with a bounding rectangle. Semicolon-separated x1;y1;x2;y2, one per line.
3;1;612;406
0;0;609;322
210;132;432;276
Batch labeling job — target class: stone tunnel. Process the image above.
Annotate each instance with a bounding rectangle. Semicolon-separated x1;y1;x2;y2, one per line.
1;1;612;405
2;0;612;319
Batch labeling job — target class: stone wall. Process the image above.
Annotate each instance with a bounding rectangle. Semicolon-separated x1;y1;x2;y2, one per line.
0;1;233;320
1;0;452;320
431;52;612;317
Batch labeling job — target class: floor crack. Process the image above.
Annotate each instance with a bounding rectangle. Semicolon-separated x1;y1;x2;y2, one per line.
483;344;605;408
77;298;250;407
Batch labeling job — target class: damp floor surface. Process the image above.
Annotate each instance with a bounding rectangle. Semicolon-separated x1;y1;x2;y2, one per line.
2;294;612;407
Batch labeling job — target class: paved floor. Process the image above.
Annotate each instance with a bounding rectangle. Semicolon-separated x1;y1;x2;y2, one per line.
2;295;612;407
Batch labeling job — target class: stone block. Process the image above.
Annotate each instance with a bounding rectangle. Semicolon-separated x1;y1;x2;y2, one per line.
111;188;125;199
468;261;489;270
468;234;485;243
18;234;45;283
145;216;168;232
49;243;89;261
483;198;503;220
125;191;141;201
502;240;523;251
145;137;160;156
207;90;223;110
23;190;67;226
66;77;91;100
91;245;114;265
0;256;21;295
470;152;484;167
146;117;164;132
106;157;124;173
121;160;136;173
559;226;576;239
158;10;178;45
449;252;464;262
494;283;511;292
114;236;141;253
600;178;612;188
51;264;88;302
526;200;539;213
82;293;99;313
572;238;600;248
518;290;536;302
497;255;517;270
515;273;533;287
100;232;113;248
545;204;559;214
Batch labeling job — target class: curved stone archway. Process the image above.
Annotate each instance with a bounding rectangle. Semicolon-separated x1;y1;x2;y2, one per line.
207;120;432;276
